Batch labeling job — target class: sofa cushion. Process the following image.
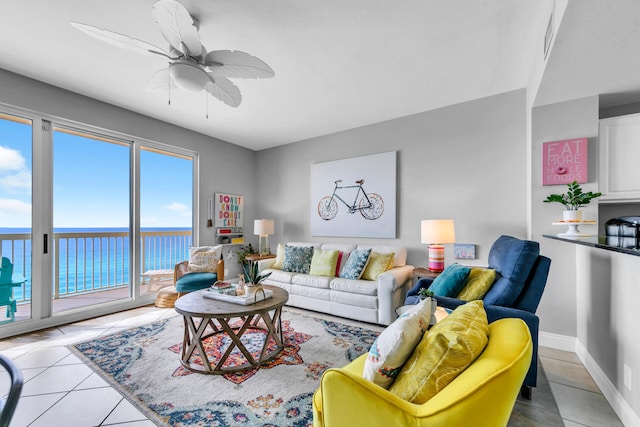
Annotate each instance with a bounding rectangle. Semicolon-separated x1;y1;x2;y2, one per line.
187;246;221;273
263;269;296;284
339;248;372;279
330;277;378;296
291;273;332;289
175;272;217;293
290;284;331;301
456;268;496;301
330;289;378;309
309;249;340;277
361;252;394;281
282;245;315;273
428;263;471;297
363;297;434;389
483;235;539;306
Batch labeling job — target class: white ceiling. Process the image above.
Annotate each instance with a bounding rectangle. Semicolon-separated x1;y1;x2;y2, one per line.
2;1;640;151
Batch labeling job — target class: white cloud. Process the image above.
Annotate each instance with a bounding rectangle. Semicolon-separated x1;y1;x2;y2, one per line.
0;146;25;171
0;198;31;227
165;202;191;218
0;170;31;194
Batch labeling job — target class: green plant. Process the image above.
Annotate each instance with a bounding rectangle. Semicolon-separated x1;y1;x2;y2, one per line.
418;288;435;299
242;260;272;285
543;181;602;210
237;243;255;265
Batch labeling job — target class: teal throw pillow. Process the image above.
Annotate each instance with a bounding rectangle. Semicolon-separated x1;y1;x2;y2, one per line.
339;248;372;280
282;245;314;273
428;263;471;297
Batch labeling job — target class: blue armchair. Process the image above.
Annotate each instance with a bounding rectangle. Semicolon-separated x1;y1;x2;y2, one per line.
404;235;551;399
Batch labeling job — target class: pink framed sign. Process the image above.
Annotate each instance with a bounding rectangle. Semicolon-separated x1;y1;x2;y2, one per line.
542;138;588;185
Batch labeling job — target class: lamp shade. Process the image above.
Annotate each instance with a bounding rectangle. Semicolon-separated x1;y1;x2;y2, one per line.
421;219;455;244
254;219;274;236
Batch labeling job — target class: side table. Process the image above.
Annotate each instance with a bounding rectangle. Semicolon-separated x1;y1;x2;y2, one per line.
244;253;276;262
412;267;441;282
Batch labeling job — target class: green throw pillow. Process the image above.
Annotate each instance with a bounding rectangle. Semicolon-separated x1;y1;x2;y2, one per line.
309;249;340;277
428;263;471;297
457;267;496;301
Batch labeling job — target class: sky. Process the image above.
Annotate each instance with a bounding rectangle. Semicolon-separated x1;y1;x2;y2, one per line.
0;114;193;229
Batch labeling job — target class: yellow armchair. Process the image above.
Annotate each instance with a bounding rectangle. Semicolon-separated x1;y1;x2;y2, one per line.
313;318;532;427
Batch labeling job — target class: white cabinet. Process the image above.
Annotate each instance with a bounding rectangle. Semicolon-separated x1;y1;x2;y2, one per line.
599;113;640;202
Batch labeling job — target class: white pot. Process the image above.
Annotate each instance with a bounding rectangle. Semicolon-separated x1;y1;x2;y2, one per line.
563;210;583;222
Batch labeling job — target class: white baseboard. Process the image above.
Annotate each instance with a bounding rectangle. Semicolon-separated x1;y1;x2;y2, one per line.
575;342;640;427
539;330;576;352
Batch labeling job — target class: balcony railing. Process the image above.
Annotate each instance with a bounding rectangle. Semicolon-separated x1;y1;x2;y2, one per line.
0;229;192;302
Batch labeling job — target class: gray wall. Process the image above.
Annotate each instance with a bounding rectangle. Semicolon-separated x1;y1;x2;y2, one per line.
531;96;600;338
0;68;258;247
256;89;529;270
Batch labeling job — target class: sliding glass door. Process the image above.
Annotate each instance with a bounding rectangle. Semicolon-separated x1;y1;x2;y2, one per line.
0;105;197;334
52;127;132;314
139;146;193;295
0;112;33;323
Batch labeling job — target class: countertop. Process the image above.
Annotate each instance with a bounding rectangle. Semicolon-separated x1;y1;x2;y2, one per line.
543;234;640;257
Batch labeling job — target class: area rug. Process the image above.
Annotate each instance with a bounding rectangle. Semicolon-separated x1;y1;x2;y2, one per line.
69;310;379;426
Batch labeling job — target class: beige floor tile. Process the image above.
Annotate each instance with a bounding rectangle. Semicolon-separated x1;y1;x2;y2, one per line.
539;346;582;364
11;346;72;369
11;392;66;427
541;357;600;393
75;372;111;389
102;399;148;424
550;382;623;427
21;363;93;396
29;387;124;427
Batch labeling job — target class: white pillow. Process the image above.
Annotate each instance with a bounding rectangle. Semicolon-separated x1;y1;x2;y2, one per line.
363;297;434;389
187;246;221;273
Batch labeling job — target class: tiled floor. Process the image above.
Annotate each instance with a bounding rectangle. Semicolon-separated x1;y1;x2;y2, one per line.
0;305;626;427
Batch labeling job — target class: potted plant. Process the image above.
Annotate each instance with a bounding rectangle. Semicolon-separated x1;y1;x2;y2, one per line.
242;260;272;301
543;181;602;221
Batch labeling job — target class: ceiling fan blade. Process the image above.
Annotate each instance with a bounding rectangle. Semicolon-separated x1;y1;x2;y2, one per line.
205;50;275;79
152;0;203;58
145;68;176;92
205;75;242;107
71;22;170;59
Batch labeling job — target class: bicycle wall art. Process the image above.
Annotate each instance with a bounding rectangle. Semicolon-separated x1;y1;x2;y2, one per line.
310;151;396;238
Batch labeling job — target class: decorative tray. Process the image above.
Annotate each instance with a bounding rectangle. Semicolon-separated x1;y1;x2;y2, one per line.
202;286;273;305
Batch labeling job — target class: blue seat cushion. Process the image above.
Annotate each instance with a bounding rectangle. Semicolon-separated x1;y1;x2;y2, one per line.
175;272;217;293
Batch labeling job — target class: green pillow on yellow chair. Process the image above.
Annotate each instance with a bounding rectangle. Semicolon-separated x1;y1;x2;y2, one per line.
389;300;489;403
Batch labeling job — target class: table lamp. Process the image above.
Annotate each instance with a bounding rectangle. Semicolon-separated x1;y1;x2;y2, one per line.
254;219;274;256
421;219;455;272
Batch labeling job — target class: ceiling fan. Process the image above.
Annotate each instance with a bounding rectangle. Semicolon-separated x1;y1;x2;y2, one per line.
71;0;274;108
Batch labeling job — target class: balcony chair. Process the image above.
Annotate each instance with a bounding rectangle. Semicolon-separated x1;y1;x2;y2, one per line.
313;317;532;427
0;353;23;427
0;258;26;323
404;235;551;399
174;257;224;295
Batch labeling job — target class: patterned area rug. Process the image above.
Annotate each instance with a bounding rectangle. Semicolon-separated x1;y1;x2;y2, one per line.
70;310;379;426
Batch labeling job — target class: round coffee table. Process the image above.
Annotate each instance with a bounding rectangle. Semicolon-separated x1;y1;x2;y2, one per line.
174;285;289;374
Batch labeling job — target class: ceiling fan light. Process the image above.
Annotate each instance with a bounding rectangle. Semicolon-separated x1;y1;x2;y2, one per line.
169;61;209;92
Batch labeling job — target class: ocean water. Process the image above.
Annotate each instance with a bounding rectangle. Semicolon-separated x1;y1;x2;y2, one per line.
0;227;192;300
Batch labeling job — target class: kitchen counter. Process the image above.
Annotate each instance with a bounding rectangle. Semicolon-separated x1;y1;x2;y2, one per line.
543;234;640;256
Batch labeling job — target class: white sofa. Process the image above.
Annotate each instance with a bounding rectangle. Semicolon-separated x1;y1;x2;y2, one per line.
256;242;414;325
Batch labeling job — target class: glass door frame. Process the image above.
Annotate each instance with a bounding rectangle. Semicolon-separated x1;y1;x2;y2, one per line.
0;103;199;338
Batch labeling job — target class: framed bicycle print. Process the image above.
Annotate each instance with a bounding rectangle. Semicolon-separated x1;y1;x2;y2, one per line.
310;151;396;238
